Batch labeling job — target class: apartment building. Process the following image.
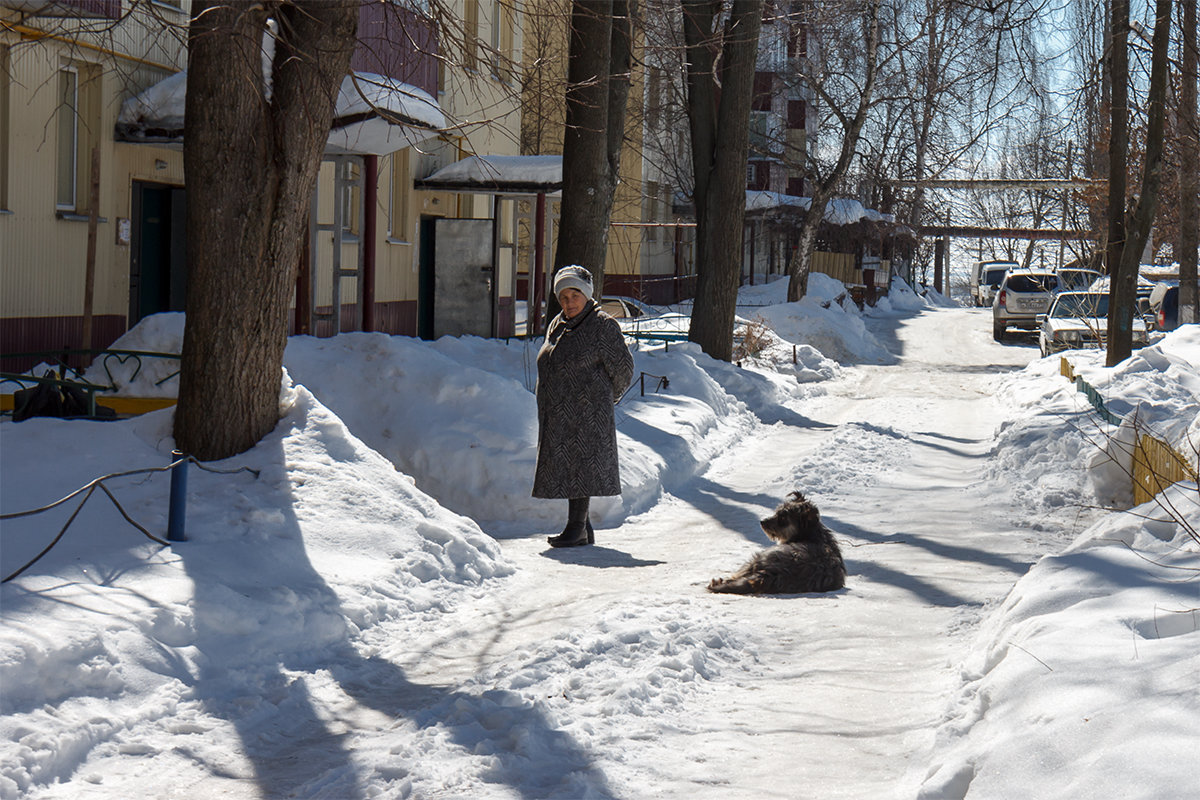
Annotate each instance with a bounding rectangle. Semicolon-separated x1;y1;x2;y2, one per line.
1;0;525;371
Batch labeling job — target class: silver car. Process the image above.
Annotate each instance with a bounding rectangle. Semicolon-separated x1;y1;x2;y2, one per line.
1038;291;1148;357
993;269;1058;341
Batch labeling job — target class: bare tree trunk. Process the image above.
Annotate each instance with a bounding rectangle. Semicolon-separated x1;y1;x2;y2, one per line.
683;0;763;362
1180;0;1198;324
1105;0;1132;359
548;0;633;321
1108;0;1171;366
787;0;881;302
174;1;358;460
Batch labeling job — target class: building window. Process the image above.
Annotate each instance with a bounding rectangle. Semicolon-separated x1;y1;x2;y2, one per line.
389;149;411;242
56;67;79;210
338;159;362;237
752;72;773;112
55;62;100;214
787;2;809;58
787;176;804;197
464;0;479;70
647;66;664;128
787;99;806;129
490;0;515;82
747;161;769;191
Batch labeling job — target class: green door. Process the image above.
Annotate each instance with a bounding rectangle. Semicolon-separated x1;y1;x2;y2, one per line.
130;182;187;324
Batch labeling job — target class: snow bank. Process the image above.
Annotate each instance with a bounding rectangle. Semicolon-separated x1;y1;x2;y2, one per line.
991;326;1200;514
919;328;1200;800
737;272;898;364
917;483;1199;800
0;379;509;799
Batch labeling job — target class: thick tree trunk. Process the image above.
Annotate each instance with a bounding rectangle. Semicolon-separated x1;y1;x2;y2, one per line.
174;1;358;460
1108;0;1171;365
1179;0;1198;325
683;0;763;362
548;0;633;321
1104;0;1131;357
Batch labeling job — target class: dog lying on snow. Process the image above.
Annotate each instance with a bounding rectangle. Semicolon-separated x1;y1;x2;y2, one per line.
708;491;846;595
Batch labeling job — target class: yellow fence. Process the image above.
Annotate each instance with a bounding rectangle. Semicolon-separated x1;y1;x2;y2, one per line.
1133;434;1200;506
811;252;857;285
1060;357;1199;504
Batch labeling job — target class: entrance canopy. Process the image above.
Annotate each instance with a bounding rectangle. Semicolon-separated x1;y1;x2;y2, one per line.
116;71;444;155
414;155;562;195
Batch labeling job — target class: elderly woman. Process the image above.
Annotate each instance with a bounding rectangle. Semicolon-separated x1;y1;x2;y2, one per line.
533;265;635;547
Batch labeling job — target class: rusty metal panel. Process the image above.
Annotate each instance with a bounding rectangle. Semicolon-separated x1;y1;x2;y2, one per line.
352;2;439;97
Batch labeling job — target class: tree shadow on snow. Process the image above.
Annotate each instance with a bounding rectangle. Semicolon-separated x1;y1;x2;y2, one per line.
821;515;1032;608
670;476;782;544
177;438;616;800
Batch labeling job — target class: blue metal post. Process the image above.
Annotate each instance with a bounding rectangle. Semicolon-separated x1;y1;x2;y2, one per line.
167;450;188;542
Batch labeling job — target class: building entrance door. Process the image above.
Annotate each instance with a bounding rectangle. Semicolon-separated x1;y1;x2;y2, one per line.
130;181;187;324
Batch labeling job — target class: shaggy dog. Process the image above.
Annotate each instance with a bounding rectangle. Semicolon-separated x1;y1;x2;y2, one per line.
707;492;846;595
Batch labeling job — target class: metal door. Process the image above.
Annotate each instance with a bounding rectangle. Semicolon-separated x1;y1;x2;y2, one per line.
433;218;495;338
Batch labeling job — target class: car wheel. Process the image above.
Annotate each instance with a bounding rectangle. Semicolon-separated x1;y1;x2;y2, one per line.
993;322;1006;341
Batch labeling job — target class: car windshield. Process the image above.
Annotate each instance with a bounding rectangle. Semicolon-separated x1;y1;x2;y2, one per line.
1057;270;1100;291
984;267;1009;285
1006;274;1057;292
1051;293;1109;318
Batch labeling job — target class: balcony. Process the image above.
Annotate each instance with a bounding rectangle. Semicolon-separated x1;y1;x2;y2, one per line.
1;0;121;17
351;2;439;98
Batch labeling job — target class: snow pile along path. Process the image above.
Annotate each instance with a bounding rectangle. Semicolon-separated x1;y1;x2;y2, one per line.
0;380;510;799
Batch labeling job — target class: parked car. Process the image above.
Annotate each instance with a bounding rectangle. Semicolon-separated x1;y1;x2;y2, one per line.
1054;266;1102;293
1147;282;1179;331
1039;291;1149;357
970;260;1017;307
1088;274;1160;319
992;269;1058;341
600;295;658;320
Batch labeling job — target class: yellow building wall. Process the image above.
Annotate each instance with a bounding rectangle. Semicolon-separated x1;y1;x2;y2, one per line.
1;9;186;329
3;0;528;344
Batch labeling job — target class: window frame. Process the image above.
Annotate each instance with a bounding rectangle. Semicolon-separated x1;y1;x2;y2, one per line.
56;65;80;212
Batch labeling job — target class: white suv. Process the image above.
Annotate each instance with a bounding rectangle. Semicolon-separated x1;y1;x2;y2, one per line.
993;269;1058;341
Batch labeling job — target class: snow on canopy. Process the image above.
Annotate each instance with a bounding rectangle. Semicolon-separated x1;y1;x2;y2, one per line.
415;155;564;193
743;190;895;226
116;70;444;156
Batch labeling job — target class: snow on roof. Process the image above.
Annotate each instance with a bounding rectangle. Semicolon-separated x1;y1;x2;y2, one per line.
415;155;563;193
326;73;444;155
743;190;895;227
116;71;444;155
115;70;187;142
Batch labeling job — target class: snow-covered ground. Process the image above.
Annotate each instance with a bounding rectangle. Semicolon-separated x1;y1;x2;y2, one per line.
2;276;1197;799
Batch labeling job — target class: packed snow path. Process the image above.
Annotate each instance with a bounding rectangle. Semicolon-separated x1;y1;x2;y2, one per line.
371;308;1070;799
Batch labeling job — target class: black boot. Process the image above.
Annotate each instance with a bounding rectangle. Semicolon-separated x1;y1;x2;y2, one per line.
548;497;592;547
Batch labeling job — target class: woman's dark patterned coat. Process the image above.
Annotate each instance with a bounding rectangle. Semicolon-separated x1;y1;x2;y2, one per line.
532;301;634;499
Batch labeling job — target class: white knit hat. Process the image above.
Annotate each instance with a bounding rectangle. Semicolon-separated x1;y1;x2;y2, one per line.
553;265;594;300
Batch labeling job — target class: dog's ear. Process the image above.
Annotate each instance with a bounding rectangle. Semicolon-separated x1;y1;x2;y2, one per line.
788;490;809;505
796;501;821;529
